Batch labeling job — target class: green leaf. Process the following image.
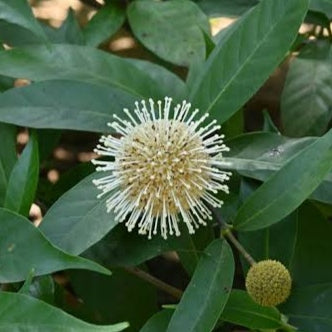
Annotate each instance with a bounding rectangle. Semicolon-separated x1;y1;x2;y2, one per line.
84;223;210;270
234;129;332;231
167;239;234;332
0;20;40;46
4;131;39;216
239;211;298;274
0;291;128;332
197;0;257;17
281;283;332;332
141;310;173;332
0;44;186;100
177;225;214;276
289;203;332;287
281;40;332;137
262;110;279;133
0;80;136;132
0;0;47;43
83;3;125;47
27;275;56;305
221;290;282;329
0;208;110;283
0;123;16;206
70;269;157;331
0;73;14;91
18;268;35;295
43;9;84;45
310;0;332;18
224;132;332;204
127;0;210;67
40;172;117;255
190;0;309;124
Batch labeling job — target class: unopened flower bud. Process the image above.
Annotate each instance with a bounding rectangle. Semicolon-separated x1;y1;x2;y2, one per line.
245;259;292;307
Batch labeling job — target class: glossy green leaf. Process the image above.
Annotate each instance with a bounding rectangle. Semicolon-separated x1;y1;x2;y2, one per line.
43;9;84;45
0;123;16;206
197;0;257;17
167;239;234;332
0;291;128;332
83;3;125;46
0;208;110;283
128;0;210;67
0;44;186;100
70;269;157;331
0;0;47;43
289;203;332;287
177;225;214;276
221;290;282;329
0;80;136;132
141;310;173;332
84;223;210;270
27;275;56;305
310;0;332;18
224;132;332;204
0;73;14;91
4;132;39;216
281;40;332;137
239;211;298;274
281;283;332;332
234;129;332;231
190;0;309;124
262;110;279;133
40;172;117;255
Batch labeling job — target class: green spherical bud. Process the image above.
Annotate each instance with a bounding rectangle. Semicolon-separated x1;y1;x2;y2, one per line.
245;259;292;307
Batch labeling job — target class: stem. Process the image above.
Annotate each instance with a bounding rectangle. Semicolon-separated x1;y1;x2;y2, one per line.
222;228;256;266
212;208;256;266
123;266;183;301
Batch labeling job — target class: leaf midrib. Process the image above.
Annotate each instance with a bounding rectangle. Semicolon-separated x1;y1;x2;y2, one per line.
204;1;292;114
236;138;332;229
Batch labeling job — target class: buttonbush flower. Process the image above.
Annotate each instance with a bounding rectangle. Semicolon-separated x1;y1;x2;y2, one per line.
245;259;292;307
92;97;231;239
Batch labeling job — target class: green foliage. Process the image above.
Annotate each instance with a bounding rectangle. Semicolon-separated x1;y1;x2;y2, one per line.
83;4;125;47
0;0;331;330
234;129;332;231
127;0;210;66
167;239;234;332
221;290;283;329
4;131;39;216
0;123;16;205
0;208;110;283
190;0;309;124
281;40;332;136
0;292;128;332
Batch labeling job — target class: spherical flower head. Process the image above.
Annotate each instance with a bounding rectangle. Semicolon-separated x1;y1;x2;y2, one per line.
92;97;231;239
245;259;292;307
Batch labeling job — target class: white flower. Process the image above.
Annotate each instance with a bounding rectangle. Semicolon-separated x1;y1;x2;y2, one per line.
92;97;231;239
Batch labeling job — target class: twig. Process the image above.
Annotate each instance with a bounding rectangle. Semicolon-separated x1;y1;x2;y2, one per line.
212;208;256;266
123;266;183;301
222;228;256;266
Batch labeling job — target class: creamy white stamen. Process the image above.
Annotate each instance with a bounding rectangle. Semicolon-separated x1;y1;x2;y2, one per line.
92;97;231;239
